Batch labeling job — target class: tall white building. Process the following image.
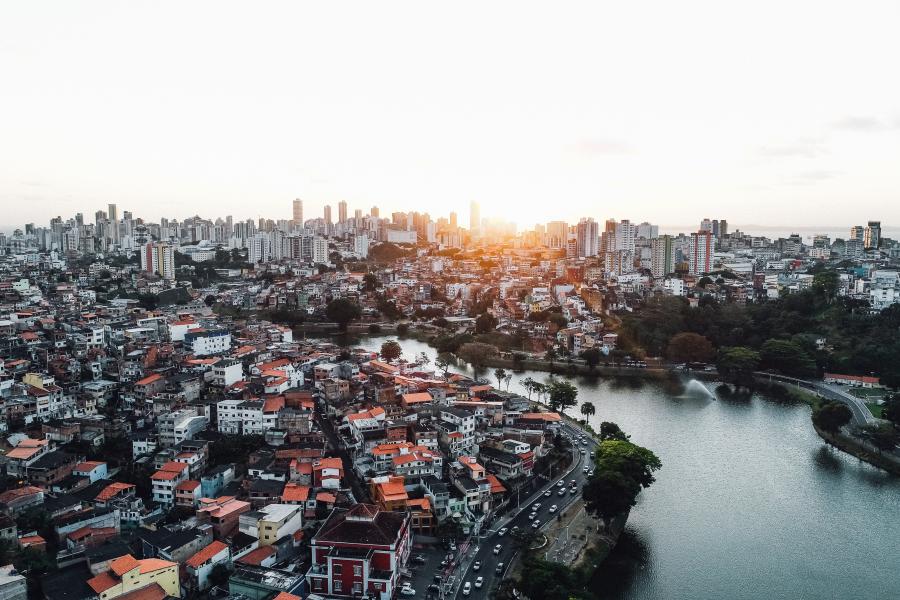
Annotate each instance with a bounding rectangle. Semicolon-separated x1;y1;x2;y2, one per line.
614;219;637;253
470;201;481;232
293;199;303;226
637;222;659;239
575;218;599;257
312;236;328;264
651;235;674;277
248;234;271;264
354;234;369;258
141;242;175;279
689;231;713;275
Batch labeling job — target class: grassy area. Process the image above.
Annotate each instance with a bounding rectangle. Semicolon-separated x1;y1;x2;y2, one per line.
866;402;884;418
847;387;885;399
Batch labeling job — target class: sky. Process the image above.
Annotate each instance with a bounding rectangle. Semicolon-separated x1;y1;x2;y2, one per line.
1;1;899;234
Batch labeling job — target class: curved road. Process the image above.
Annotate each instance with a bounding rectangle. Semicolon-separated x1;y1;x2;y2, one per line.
450;421;598;600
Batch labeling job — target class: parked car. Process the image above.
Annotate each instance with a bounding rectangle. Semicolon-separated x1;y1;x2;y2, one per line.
558;488;566;496
473;561;481;571
498;527;508;537
528;512;537;520
532;520;541;529
475;577;484;589
412;554;427;564
495;563;505;575
549;505;558;513
494;544;502;555
400;584;416;596
544;490;552;497
531;503;541;511
463;582;472;596
428;584;441;593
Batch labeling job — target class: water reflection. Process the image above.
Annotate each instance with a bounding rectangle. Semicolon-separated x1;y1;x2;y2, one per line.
590;527;650;599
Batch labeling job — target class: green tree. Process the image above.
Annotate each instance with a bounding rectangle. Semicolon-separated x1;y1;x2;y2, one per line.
882;394;900;429
811;401;852;434
859;422;899;453
594;440;662;489
666;332;715;364
363;273;380;292
209;563;231;588
521;377;536;399
435;352;453;377
580;348;602;371
580;401;596;420
582;469;640;528
812;271;839;302
457;342;497;371
325;298;362;331
475;312;498;334
760;339;816;378
599;421;630;441
380;340;402;362
547;380;578;412
494;367;507;388
716;346;761;388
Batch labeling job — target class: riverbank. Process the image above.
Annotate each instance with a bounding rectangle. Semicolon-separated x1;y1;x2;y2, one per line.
814;425;900;476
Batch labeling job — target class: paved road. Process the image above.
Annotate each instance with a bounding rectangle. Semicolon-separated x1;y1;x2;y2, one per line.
448;421;599;600
754;372;876;425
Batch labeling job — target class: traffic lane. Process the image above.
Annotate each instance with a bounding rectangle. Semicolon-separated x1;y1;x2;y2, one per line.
454;450;582;599
409;548;447;599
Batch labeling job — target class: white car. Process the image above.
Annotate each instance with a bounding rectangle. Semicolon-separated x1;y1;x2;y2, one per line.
557;481;565;488
528;512;537;520
400;584;416;597
493;544;502;555
549;504;558;513
588;470;594;476
544;490;552;497
583;465;589;472
463;582;472;596
475;577;484;589
531;503;541;511
532;520;541;529
557;488;566;496
473;561;481;571
498;527;508;537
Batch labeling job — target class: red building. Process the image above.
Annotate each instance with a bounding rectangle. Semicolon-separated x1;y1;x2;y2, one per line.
306;504;411;599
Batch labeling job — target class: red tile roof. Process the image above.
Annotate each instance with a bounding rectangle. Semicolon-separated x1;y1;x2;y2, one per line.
237;545;276;566
135;373;163;386
186;540;229;568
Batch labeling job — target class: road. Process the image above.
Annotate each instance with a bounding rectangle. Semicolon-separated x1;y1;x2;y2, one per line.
447;421;599;600
754;372;876;425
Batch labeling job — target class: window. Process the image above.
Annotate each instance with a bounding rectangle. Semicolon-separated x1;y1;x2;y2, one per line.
334;581;342;592
333;564;342;575
353;565;362;576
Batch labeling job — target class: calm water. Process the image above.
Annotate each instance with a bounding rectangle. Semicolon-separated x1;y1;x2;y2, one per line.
344;335;900;600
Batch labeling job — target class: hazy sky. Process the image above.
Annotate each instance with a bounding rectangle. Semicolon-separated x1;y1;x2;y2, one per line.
1;1;898;232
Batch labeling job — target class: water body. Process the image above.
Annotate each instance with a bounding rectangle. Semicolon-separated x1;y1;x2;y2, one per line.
340;335;900;600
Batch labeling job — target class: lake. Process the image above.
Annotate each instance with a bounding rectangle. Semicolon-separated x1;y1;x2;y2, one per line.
340;334;900;600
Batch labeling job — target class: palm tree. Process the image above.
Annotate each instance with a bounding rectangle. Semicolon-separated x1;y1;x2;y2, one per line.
494;368;507;388
580;401;596;421
521;377;536;399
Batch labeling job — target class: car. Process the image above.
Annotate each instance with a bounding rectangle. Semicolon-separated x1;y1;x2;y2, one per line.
473;561;481;571
544;490;552;497
498;527;508;537
412;554;427;564
549;504;558;513
583;465;589;472
528;512;537;520
557;481;565;488
400;584;416;596
532;520;541;528
493;544;502;555
463;582;472;596
570;487;577;494
580;449;586;454
588;470;594;476
495;563;505;575
433;576;443;585
449;542;457;551
440;558;449;567
475;577;484;589
558;488;566;496
590;451;595;458
531;503;541;511
570;480;577;486
428;584;441;593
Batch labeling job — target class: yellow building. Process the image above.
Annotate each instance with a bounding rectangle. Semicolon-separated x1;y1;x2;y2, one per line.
87;554;180;599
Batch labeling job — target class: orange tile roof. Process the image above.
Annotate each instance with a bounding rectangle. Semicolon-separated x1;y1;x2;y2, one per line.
110;554;140;576
402;392;433;404
237;545;276;566
313;457;343;471
273;593;302;600
17;535;45;547
159;461;188;473
282;483;310;502
96;482;135;502
175;480;200;492
87;571;119;594
316;492;336;503
138;558;177;574
263;396;285;413
487;473;507;494
151;470;181;481
74;461;105;472
117;583;167;600
186;540;229;568
135;373;163;386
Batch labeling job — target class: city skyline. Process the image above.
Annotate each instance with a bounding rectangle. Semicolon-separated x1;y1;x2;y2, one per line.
2;2;900;229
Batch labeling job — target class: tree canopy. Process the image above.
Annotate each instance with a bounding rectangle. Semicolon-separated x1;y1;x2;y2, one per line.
380;340;402;362
325;298;362;330
811;401;852;434
716;346;761;388
666;332;715;364
546;379;578;412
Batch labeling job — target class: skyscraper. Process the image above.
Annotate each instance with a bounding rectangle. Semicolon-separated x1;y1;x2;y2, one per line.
449;212;458;229
470;201;480;231
689;231;713;275
546;221;568;249
324;205;332;225
141;241;175;279
864;221;881;249
651;235;674;277
849;225;864;241
338;200;348;224
108;203;119;243
575;218;599;257
293;199;303;226
371;206;380;218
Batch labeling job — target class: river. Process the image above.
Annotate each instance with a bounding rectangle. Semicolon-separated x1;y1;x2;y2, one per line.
337;334;900;600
